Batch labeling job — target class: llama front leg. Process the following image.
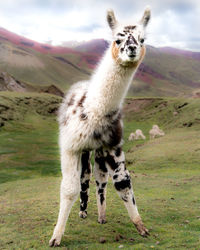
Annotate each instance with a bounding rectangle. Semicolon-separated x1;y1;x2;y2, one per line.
105;147;149;237
49;151;81;247
79;151;92;219
94;149;109;224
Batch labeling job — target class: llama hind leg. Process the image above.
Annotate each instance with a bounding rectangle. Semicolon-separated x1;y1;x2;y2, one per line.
49;151;81;247
105;147;149;237
94;149;109;224
79;151;92;219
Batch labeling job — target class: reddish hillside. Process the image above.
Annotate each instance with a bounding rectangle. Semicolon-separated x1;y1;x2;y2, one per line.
0;27;99;69
0;26;200;97
70;41;200;90
159;47;200;61
75;39;109;55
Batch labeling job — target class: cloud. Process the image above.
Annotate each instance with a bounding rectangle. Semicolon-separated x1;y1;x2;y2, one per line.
0;0;199;51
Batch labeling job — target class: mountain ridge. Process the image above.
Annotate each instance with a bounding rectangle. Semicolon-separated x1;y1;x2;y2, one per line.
0;27;200;97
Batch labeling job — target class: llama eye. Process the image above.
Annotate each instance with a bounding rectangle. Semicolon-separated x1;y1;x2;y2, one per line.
140;38;145;44
116;40;122;45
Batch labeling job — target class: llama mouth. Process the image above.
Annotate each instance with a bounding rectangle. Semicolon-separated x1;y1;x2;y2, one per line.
126;51;137;58
128;53;136;58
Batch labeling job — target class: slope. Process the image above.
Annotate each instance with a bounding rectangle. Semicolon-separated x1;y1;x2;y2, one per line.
1;27;200;97
0;93;199;249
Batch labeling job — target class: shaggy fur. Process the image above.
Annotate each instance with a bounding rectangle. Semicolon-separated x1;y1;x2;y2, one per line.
129;129;146;141
49;7;151;247
149;125;165;139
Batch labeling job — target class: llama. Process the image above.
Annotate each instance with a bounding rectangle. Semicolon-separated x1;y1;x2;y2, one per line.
129;129;146;141
49;8;151;247
129;132;136;141
149;124;165;139
135;129;146;140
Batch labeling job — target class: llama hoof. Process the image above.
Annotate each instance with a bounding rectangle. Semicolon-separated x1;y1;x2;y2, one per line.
49;235;62;247
134;220;150;237
139;226;150;237
79;211;87;219
98;218;107;224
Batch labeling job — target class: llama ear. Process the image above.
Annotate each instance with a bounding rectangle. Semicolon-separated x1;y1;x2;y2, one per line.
140;7;151;28
107;9;118;31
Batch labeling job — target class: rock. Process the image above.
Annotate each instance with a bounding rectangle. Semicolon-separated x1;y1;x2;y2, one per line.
0;71;27;92
40;85;64;97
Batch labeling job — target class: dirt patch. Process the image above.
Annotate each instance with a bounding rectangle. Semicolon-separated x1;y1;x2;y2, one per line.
39;85;64;97
123;98;162;114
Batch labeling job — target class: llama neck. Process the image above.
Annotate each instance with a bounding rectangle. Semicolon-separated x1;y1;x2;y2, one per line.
86;46;138;115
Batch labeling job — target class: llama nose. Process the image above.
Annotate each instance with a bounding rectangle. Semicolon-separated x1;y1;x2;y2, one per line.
128;45;137;52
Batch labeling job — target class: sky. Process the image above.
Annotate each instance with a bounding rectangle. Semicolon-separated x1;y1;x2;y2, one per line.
0;0;199;51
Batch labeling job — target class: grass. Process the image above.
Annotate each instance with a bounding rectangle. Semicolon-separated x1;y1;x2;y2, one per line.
0;115;60;184
0;93;200;249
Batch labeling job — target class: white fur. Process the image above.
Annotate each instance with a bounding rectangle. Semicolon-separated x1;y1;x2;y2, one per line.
149;125;165;139
129;129;146;141
49;7;151;247
135;129;146;140
129;132;136;141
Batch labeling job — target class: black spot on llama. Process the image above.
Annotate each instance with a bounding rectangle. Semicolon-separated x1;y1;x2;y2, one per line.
49;7;151;247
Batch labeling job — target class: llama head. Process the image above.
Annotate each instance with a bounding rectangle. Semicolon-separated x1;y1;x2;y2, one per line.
107;7;151;66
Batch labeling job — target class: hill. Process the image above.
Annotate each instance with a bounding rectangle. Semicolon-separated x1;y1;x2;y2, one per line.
75;41;200;97
0;71;64;97
0;27;200;97
0;91;62;128
0;27;95;91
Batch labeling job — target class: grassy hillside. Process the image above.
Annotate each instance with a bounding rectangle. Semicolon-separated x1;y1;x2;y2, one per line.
0;93;200;249
72;41;200;97
129;46;200;97
0;40;90;91
0;91;62;128
1;27;200;97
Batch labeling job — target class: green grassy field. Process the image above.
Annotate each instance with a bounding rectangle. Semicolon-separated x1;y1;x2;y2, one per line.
0;93;200;249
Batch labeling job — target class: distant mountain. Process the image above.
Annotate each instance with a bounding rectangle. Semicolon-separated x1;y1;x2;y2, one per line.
0;27;200;97
73;40;200;97
158;47;200;61
75;39;109;54
0;27;98;91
